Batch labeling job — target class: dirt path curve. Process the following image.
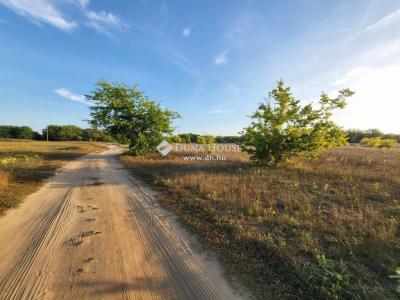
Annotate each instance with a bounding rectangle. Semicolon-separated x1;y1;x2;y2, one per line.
0;145;246;300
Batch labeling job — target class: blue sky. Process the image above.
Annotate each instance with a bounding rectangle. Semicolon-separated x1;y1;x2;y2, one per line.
1;0;400;135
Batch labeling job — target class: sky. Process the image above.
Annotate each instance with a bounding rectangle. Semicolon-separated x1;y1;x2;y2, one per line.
0;0;399;135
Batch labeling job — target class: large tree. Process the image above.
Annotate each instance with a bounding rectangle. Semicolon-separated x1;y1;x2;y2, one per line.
87;80;180;155
241;80;354;166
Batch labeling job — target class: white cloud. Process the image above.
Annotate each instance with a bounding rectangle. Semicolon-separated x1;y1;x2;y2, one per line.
332;65;400;133
182;26;191;37
87;11;120;26
54;88;88;104
364;9;400;33
215;51;228;65
85;10;124;35
0;0;77;31
208;110;223;114
0;0;124;35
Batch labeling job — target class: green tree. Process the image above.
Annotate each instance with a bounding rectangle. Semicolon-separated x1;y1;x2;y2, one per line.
87;80;180;155
0;125;34;139
16;126;33;139
44;125;83;141
241;80;354;166
59;125;83;141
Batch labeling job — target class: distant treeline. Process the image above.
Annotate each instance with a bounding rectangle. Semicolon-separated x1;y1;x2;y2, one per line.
44;125;113;142
174;130;400;144
1;125;399;144
346;129;400;143
0;126;41;140
0;125;113;142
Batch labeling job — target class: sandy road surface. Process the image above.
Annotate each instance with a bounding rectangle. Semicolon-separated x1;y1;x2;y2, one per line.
0;146;245;300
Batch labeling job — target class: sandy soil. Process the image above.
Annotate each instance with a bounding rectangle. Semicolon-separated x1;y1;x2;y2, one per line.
0;145;247;300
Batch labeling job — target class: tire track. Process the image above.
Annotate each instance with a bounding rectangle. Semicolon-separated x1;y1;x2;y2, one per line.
0;186;76;300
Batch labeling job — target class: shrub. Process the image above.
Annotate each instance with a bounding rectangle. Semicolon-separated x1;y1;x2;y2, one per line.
360;137;397;148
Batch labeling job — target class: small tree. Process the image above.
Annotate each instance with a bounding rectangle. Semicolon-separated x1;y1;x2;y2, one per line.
87;80;180;155
241;80;354;166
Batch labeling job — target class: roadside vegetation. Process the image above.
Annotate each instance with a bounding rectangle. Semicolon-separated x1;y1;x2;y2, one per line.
0;140;105;214
121;146;400;299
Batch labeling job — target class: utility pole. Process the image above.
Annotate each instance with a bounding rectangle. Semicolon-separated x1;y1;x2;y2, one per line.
46;126;49;142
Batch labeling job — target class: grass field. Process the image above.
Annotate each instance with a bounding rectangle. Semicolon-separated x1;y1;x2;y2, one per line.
0;140;105;215
121;146;400;299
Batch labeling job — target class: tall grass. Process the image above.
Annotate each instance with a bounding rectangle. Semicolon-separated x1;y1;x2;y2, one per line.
121;145;400;299
0;140;105;214
0;171;9;190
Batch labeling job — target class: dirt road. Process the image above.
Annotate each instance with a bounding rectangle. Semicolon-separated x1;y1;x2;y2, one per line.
0;146;245;300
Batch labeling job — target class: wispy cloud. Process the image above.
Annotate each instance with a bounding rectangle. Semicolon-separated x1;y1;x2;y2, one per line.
85;10;125;35
208;107;235;115
73;0;125;36
223;10;251;49
0;0;77;31
215;50;228;65
361;38;400;61
160;0;168;16
208;109;223;114
213;9;252;66
364;9;400;33
54;88;88;104
332;67;373;86
134;24;199;77
0;0;125;36
182;26;191;37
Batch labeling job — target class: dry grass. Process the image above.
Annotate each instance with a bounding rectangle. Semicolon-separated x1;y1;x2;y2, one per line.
121;145;400;299
0;140;106;214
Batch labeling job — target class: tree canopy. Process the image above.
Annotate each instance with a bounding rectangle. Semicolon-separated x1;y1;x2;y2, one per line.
241;80;354;166
87;80;180;155
0;125;35;139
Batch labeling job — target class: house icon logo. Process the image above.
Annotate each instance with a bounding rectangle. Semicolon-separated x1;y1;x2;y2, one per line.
156;140;173;156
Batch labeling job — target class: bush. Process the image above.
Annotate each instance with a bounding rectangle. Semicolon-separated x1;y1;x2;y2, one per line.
360;137;397;148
